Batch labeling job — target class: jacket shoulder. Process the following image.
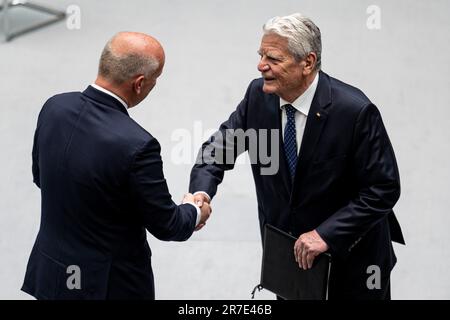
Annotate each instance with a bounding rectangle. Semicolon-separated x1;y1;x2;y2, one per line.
247;78;264;94
328;75;374;114
43;91;156;151
45;91;84;106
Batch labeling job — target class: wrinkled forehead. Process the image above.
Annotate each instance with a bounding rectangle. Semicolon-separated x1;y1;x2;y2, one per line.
259;33;291;55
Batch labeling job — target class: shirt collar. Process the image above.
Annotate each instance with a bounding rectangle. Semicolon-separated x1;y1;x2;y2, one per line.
91;83;129;109
279;72;319;116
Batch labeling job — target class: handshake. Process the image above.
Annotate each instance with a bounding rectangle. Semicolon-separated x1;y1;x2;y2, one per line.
182;193;212;231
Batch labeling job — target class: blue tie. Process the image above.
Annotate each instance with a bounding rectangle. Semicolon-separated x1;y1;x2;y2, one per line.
283;104;298;180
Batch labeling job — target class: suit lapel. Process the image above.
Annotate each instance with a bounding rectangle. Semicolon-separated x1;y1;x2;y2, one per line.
293;71;332;188
264;93;292;194
265;94;292;194
277;105;293;192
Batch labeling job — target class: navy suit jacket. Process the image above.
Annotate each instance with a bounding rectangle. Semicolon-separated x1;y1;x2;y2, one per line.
22;86;197;299
190;71;405;298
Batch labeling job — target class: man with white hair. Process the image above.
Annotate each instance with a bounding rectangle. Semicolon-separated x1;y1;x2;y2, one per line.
190;13;404;299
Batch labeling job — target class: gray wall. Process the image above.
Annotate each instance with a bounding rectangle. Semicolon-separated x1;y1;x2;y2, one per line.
0;0;449;299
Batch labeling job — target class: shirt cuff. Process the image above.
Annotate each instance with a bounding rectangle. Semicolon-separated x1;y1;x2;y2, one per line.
193;191;211;202
185;202;201;226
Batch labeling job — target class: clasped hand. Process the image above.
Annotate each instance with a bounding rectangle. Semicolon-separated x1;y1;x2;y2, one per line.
182;193;212;231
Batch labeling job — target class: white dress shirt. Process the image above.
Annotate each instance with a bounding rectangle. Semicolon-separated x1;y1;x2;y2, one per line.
91;83;129;109
279;72;319;154
90;83;202;225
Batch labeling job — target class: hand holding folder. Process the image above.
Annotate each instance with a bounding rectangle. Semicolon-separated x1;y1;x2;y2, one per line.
254;224;331;300
294;229;329;270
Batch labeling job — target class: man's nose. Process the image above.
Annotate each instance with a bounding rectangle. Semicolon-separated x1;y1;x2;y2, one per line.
257;59;270;72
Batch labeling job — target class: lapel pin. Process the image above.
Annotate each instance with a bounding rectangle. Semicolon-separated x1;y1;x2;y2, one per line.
316;112;321;118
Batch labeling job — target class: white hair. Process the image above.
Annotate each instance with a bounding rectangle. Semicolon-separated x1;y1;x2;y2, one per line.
263;13;322;70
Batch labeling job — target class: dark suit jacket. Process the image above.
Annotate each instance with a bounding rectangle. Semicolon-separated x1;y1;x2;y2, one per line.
22;86;197;300
190;71;404;299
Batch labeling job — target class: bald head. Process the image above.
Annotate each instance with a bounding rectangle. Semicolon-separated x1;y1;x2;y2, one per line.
96;32;165;108
98;32;165;85
109;32;165;64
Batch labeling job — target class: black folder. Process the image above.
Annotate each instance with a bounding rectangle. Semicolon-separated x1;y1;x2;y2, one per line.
259;224;331;300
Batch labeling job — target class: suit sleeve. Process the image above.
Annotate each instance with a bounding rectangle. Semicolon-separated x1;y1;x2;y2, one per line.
129;138;197;241
32;127;40;188
32;101;50;189
189;81;253;198
315;103;401;258
32;98;56;189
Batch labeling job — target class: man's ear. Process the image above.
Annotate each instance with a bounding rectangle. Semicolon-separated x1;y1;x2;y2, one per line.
133;75;145;94
302;52;317;75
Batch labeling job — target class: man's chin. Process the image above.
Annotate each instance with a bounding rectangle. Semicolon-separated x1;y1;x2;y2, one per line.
262;84;277;94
